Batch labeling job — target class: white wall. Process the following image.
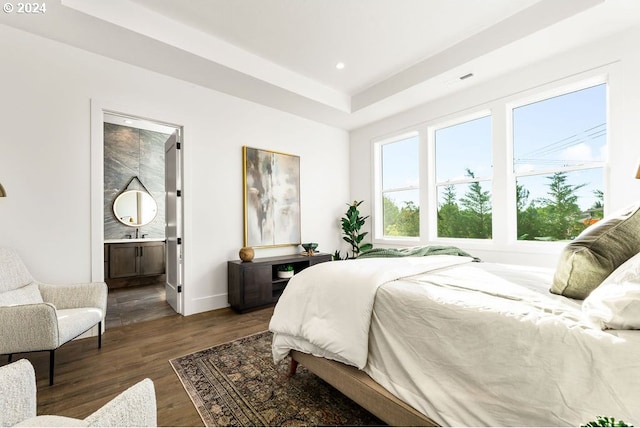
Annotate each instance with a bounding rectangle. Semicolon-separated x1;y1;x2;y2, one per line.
0;24;350;315
350;26;640;268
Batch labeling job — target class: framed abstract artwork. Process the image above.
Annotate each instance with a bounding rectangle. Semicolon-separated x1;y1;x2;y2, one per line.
243;146;301;248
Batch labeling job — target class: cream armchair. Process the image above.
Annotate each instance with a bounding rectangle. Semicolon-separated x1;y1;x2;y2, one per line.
0;248;107;385
0;359;157;427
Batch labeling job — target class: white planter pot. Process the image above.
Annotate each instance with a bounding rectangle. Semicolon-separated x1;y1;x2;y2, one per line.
277;270;294;279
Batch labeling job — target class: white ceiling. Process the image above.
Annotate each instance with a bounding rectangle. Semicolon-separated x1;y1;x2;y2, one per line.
127;0;540;95
2;0;640;130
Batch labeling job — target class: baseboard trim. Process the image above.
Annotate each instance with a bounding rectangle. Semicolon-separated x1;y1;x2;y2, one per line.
184;292;229;316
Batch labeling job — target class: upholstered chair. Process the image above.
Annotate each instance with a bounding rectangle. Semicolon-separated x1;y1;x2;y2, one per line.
0;359;157;427
0;248;107;385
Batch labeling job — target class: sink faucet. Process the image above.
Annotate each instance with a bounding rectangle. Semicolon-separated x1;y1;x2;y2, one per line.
135;228;139;239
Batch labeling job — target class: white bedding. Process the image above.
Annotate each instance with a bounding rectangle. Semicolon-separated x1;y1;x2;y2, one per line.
270;257;640;426
269;255;472;368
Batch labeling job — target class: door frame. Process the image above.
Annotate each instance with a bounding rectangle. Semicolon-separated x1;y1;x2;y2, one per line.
90;99;185;314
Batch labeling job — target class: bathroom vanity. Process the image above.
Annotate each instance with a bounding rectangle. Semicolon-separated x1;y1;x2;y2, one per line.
104;177;166;288
104;239;166;288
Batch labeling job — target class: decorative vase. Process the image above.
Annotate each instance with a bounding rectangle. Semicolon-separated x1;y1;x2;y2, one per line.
239;246;254;262
302;242;318;256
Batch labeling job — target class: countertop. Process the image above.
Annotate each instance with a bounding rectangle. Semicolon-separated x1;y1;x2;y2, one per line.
104;238;166;244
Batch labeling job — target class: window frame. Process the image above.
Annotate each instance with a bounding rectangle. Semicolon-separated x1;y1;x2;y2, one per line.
373;130;421;242
369;71;610;253
429;110;494;241
507;79;608;243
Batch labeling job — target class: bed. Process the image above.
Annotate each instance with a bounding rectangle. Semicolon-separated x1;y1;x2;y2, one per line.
269;248;640;426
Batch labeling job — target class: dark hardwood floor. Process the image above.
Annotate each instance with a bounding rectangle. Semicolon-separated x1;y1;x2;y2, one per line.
1;284;274;427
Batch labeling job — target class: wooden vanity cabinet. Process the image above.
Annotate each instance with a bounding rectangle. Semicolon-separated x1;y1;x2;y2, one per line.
106;241;165;286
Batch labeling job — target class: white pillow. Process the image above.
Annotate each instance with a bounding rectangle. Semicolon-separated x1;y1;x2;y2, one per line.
582;252;640;329
0;283;43;307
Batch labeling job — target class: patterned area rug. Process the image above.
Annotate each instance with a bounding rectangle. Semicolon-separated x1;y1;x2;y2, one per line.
170;331;383;427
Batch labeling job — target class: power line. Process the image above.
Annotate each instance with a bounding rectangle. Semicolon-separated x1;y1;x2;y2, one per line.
517;123;606;159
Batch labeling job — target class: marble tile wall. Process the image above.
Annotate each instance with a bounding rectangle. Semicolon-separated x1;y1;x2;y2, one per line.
104;123;168;240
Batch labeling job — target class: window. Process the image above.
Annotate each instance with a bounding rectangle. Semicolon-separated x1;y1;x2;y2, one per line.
370;76;609;247
513;84;606;241
434;115;492;239
378;134;420;238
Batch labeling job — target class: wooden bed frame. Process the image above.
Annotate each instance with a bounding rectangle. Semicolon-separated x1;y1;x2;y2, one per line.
289;350;438;427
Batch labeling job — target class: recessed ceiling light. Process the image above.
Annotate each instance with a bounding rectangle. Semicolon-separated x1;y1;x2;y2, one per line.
124;119;134;124
335;62;345;70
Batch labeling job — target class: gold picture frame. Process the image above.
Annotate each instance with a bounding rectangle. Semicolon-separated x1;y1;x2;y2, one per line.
243;146;301;248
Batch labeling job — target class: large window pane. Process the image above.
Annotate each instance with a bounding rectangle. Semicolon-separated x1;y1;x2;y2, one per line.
383;190;419;237
516;169;604;241
435;116;492;182
436;182;492;239
514;84;606;241
380;135;419;238
514;84;606;172
382;136;419;189
435;115;492;239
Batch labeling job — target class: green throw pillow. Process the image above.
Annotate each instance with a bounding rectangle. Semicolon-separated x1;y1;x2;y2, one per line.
551;202;640;299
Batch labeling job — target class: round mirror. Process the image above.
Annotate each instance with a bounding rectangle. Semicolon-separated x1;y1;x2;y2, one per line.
113;190;158;227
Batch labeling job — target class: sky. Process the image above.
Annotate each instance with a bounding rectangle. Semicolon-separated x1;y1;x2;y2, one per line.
382;83;606;212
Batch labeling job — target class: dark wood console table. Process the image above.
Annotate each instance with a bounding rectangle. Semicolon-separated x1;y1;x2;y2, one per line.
228;253;332;312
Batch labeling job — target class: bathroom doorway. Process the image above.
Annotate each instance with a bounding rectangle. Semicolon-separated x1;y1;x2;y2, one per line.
94;110;184;325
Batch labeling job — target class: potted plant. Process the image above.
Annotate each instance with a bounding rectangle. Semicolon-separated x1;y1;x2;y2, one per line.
336;200;373;259
277;264;295;279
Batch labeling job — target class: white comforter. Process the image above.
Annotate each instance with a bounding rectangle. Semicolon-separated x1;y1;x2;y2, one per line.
269;255;473;368
270;257;640;426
